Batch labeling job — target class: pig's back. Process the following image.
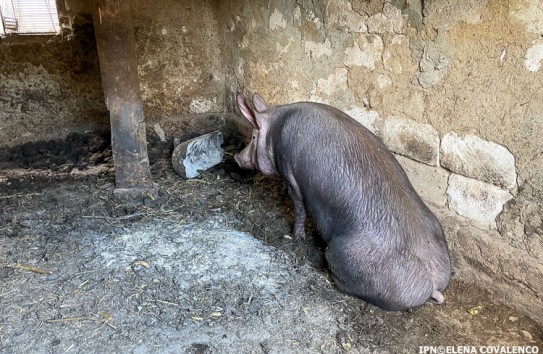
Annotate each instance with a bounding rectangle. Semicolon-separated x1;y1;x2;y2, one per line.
271;102;432;237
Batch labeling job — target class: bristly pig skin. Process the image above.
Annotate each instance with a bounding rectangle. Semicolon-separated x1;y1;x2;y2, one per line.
234;92;451;311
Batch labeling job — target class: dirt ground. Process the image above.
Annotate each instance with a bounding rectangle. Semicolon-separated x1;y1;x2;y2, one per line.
0;116;541;353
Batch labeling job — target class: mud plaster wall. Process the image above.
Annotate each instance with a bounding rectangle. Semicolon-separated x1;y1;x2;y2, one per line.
0;17;109;146
0;0;225;147
0;0;542;320
131;0;224;118
216;0;543;320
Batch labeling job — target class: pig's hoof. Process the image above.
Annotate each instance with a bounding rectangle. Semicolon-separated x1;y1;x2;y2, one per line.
293;229;306;240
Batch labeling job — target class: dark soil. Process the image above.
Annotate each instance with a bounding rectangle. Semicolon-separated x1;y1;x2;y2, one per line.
0;117;541;353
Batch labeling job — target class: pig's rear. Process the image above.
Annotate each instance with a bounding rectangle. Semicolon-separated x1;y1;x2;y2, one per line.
271;103;451;310
326;227;450;311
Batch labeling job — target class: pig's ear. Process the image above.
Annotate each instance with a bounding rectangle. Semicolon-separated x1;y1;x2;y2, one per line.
252;93;268;113
237;93;258;129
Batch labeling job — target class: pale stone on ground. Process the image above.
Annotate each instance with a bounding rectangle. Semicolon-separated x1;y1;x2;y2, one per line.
172;131;224;179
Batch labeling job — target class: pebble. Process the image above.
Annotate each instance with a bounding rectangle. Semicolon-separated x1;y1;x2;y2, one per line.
520;330;533;340
336;330;352;352
172;131;224;179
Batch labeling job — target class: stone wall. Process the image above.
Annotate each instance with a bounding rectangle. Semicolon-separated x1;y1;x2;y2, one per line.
216;0;543;320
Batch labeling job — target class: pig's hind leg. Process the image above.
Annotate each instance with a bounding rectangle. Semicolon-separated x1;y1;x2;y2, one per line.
286;178;307;240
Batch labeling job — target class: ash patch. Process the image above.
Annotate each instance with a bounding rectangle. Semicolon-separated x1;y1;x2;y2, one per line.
0;218;346;353
94;221;290;296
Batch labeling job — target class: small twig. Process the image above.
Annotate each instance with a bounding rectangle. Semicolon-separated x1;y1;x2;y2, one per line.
187;179;212;185
47;317;100;324
81;212;143;221
103;321;117;330
47;316;117;330
81;212;144;227
156;299;179;307
8;263;52;275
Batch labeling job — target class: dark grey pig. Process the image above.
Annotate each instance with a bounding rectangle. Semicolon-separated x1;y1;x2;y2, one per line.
234;92;451;311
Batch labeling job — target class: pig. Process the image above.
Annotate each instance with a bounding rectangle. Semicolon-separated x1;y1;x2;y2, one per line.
234;92;451;311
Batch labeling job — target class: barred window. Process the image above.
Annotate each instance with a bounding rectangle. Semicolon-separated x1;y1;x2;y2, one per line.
0;0;60;37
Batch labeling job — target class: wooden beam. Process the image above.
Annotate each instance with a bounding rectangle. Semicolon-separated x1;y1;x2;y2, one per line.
92;0;153;195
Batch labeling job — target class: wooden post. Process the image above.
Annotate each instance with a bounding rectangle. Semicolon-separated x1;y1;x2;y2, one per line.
92;0;153;195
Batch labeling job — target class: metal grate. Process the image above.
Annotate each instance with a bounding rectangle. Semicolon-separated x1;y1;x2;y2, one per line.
0;0;60;37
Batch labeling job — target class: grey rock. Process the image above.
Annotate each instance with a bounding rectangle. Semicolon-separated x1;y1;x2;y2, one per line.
172;131;224;179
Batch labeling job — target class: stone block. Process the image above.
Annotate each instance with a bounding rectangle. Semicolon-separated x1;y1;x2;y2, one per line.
269;9;287;30
325;0;367;33
525;40;543;72
366;3;407;34
395;155;450;206
446;173;513;229
343;34;383;71
440;132;517;189
305;39;332;59
346;107;380;137
172;131;224;179
382;115;440;166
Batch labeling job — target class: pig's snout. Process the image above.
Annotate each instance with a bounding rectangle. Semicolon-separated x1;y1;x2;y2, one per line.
234;153;242;166
234;151;253;170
